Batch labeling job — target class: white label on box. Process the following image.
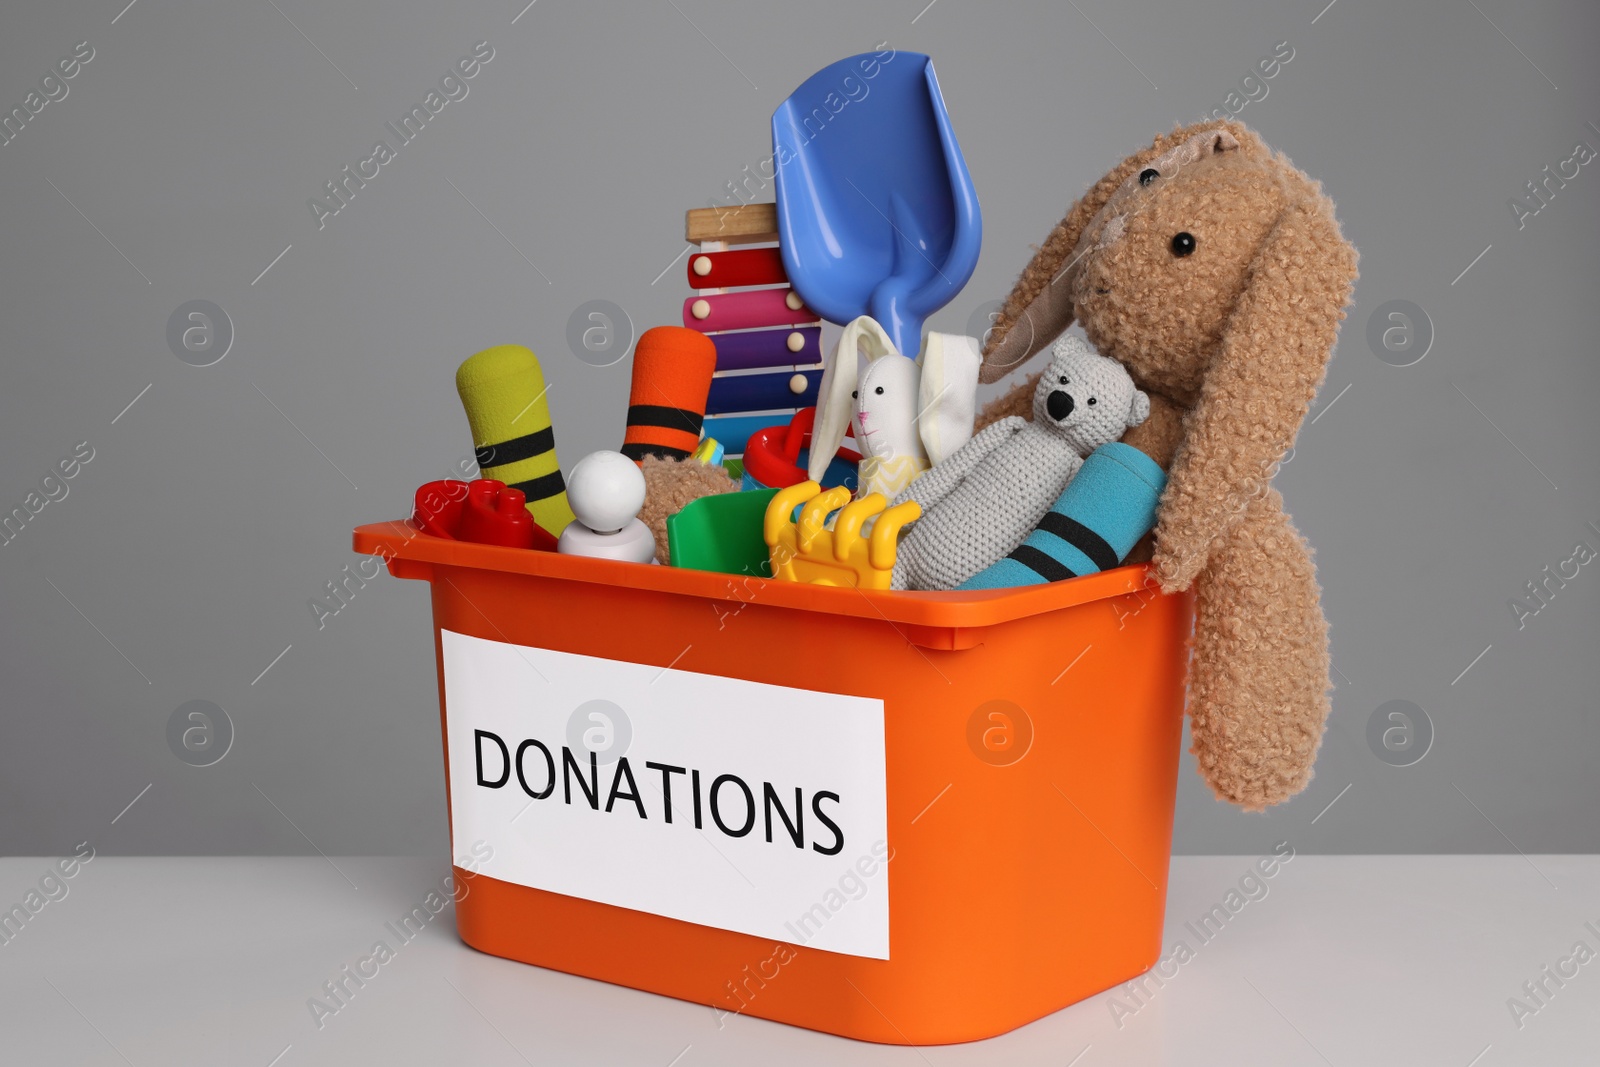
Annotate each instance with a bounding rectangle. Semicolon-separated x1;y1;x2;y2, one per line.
441;629;890;959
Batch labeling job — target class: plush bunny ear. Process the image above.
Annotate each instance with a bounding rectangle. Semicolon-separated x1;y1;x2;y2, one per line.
808;315;900;482
1153;190;1359;590
980;119;1254;385
915;332;982;466
1126;389;1151;429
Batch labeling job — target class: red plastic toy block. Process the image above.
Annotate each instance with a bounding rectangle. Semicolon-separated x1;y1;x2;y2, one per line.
413;479;556;551
413;480;469;538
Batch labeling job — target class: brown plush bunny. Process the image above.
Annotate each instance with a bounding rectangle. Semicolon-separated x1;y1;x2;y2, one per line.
980;119;1358;810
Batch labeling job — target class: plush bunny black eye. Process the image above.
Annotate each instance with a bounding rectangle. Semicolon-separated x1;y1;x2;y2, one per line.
874;386;884;395
1087;397;1097;406
1058;376;1068;384
1138;168;1159;186
851;390;858;399
1171;232;1196;257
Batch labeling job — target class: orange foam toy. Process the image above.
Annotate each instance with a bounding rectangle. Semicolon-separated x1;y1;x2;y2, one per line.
621;326;717;463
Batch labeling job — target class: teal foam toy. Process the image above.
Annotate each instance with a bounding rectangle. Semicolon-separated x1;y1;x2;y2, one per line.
960;443;1168;590
772;51;982;360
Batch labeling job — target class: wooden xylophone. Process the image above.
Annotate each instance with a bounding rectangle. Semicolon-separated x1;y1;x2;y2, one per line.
681;204;825;461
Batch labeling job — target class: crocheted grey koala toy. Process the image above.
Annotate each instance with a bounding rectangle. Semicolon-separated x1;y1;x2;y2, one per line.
890;336;1151;591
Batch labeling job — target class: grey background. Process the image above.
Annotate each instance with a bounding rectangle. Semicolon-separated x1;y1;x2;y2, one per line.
1;0;1595;858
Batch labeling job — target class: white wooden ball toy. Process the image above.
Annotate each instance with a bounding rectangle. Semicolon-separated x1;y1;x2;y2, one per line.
567;450;644;533
559;450;656;563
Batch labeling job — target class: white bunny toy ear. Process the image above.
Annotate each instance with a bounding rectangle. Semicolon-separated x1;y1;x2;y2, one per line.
916;333;982;466
1127;389;1152;429
809;316;900;482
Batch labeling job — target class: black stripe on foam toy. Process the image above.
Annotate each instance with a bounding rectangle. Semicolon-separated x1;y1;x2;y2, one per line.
1035;512;1120;573
1007;545;1078;584
620;442;692;462
509;470;567;503
476;426;555;468
626;404;704;435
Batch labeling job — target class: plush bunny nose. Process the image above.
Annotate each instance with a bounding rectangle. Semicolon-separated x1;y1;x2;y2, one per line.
1047;390;1075;421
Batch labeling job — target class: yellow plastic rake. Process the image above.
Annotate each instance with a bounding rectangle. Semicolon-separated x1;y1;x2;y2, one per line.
762;481;921;589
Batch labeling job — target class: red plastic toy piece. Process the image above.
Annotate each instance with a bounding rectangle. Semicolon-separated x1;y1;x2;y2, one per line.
413;479;556;551
413;480;469;539
742;407;862;490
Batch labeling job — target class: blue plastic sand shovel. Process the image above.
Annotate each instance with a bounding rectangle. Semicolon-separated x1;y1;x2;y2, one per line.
772;52;982;360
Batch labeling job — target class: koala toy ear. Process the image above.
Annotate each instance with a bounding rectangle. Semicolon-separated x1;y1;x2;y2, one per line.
1127;389;1152;429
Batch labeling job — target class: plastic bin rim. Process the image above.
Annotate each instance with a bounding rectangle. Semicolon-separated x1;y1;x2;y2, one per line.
354;520;1162;630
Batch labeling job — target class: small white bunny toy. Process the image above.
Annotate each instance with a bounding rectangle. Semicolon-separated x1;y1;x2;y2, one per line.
808;315;982;500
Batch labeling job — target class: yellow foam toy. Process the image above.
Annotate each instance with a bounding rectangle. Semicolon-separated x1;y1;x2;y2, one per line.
763;482;921;590
456;344;576;535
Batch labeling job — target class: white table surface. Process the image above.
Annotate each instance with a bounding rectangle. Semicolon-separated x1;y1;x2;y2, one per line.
1;855;1594;1065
